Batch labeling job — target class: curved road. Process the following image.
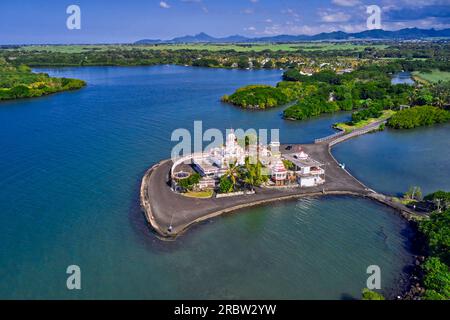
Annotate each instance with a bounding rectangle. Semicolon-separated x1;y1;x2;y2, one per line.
141;119;422;238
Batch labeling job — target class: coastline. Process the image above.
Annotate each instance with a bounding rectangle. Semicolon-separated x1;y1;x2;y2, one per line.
0;83;86;103
140;160;170;238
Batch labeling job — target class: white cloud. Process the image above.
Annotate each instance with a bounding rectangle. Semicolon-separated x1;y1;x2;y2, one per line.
281;8;299;18
336;23;366;33
382;16;450;30
181;0;208;14
319;11;351;23
257;23;327;36
332;0;361;7
383;0;446;7
159;1;170;9
256;20;371;36
241;8;254;14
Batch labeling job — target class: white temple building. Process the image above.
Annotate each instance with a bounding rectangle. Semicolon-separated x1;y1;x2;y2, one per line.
208;130;246;169
191;129;274;182
171;129;325;191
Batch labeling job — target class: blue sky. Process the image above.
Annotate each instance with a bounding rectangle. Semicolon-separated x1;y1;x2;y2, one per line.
0;0;449;44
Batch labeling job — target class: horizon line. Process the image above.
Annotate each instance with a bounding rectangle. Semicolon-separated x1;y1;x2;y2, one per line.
2;27;449;47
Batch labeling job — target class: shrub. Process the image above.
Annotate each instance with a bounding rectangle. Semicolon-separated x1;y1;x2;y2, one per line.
361;289;385;300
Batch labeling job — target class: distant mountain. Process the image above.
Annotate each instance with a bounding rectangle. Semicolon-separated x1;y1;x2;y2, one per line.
134;28;450;44
171;32;217;43
136;32;251;44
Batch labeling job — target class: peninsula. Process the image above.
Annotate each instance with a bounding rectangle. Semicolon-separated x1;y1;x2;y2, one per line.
140;120;423;238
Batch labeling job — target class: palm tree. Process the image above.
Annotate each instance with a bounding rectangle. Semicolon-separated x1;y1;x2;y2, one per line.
241;157;267;191
434;95;445;108
431;81;450;108
224;162;239;191
255;160;268;184
243;165;257;191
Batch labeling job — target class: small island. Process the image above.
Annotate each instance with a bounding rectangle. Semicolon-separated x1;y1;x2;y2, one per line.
0;58;85;101
221;84;291;109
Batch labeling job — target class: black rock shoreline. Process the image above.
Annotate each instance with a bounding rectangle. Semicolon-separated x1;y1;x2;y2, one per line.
398;220;429;300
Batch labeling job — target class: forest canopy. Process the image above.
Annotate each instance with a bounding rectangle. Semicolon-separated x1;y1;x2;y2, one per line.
0;58;85;101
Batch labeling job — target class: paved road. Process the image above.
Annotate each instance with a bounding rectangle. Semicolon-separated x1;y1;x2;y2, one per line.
321;119;387;146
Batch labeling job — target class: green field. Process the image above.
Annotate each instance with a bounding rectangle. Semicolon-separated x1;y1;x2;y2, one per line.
9;43;387;53
183;190;214;199
334;110;396;133
413;69;450;83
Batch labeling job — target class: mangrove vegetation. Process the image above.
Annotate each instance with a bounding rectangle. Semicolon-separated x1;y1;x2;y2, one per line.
419;206;450;300
0;58;85;101
387;106;450;129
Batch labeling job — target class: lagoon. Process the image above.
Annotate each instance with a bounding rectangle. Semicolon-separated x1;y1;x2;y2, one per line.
0;66;447;299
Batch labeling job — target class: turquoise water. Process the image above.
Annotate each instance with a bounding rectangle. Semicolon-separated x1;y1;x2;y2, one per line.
0;65;445;299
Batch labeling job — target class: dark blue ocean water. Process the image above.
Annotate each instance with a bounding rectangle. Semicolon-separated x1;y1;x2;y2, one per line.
333;124;450;196
0;65;447;299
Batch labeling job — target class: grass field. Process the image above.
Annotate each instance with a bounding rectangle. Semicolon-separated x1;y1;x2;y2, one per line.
183;190;214;199
8;43;387;53
413;69;450;83
334;110;396;133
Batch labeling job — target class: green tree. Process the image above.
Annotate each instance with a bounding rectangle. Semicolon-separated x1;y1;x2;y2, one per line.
421;257;450;300
177;173;201;192
243;167;257;191
237;57;250;69
219;176;234;193
388;106;450;129
224;162;239;190
420;209;450;265
240;158;268;191
405;186;423;201
263;60;274;69
431;81;450;108
414;88;434;105
424;191;450;212
361;288;385;300
282;159;295;170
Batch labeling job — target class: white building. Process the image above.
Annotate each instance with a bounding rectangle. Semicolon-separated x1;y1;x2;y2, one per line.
192;129;275;182
208;130;246;169
172;130;327;191
283;152;325;187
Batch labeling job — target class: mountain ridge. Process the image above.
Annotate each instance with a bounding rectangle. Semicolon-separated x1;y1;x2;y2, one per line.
135;28;450;44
